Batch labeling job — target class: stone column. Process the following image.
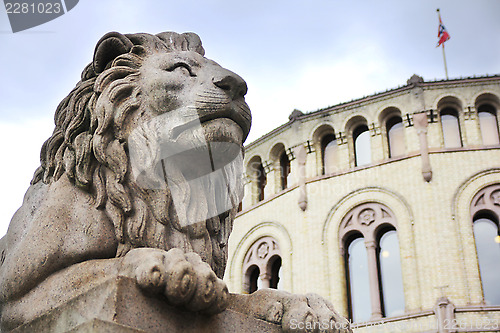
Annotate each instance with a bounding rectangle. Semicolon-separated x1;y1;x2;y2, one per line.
435;296;456;333
260;272;271;289
295;144;307;211
365;240;383;320
414;112;433;182
263;163;274;198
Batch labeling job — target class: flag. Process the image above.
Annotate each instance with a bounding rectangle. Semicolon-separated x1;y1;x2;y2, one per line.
437;15;450;47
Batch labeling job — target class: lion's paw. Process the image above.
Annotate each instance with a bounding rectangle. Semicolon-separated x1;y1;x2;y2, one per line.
245;289;351;333
120;248;228;314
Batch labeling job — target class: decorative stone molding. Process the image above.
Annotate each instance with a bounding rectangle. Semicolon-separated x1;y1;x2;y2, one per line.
242;237;281;291
295;144;308;211
464;106;476;120
470;183;500;220
413;112;433;182
403;113;414;127
339;202;397;245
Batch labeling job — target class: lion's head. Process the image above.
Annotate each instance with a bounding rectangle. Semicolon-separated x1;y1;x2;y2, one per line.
32;31;251;278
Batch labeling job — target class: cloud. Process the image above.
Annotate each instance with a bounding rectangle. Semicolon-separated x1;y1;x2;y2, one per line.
0;117;53;237
243;41;404;143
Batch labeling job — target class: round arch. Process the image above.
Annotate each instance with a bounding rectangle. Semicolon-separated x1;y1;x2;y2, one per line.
451;168;500;304
311;124;337;176
226;221;293;294
321;186;419;316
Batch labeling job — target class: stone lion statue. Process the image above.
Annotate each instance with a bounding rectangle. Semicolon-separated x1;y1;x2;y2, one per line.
0;31;350;332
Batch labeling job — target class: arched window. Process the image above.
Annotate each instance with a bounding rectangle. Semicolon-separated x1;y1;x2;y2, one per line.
257;162;266;201
440;108;462;148
473;216;500;305
378;229;405;317
313;125;337;176
247;156;266;204
243;237;282;293
346;235;371;322
340;203;404;322
321;134;337;174
386;116;404;157
269;256;282;289
477;104;500;145
246;265;260;294
470;184;500;305
279;151;290;190
353;125;371;166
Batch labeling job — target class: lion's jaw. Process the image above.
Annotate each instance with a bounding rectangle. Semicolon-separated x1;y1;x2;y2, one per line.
120;50;250;276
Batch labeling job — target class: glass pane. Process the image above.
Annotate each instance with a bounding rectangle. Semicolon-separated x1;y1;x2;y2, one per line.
323;135;337;174
348;237;371;322
270;257;282;289
441;114;462;148
473;218;500;305
388;119;405;157
248;266;260;294
379;230;405;317
280;152;290;190
478;111;500;145
354;128;371;166
257;163;266;201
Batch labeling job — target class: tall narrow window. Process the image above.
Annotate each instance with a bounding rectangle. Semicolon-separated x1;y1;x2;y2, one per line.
473;215;500;305
280;151;290;190
478;105;500;145
378;229;405;316
247;157;266;205
353;125;371;166
386;116;404;157
346;236;371;322
257;162;266;201
269;256;282;289
441;108;462;148
321;134;337;174
247;265;260;294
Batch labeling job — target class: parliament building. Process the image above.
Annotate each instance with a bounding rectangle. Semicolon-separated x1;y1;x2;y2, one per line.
224;74;500;332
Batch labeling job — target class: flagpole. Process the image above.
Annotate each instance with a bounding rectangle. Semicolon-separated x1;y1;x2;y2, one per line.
437;8;449;80
442;44;449;80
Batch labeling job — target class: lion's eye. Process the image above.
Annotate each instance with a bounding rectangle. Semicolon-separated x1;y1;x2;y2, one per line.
165;63;195;77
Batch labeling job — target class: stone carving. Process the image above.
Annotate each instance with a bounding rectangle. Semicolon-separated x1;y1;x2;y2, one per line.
359;208;376;226
0;31;350;332
257;242;270;259
492;190;500;206
339;202;396;241
470;184;500;220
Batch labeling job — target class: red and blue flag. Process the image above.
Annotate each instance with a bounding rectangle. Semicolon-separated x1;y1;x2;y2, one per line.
437;16;450;47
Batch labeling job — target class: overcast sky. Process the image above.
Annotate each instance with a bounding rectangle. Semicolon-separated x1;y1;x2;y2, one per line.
1;0;500;237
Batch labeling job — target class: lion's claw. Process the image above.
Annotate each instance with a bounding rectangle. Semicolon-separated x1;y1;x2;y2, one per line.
120;248;228;314
232;289;351;333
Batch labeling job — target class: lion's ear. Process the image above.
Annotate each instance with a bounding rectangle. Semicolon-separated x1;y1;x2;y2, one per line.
93;32;134;74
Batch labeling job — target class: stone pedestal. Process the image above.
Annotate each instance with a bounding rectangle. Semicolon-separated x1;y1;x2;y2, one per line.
11;277;280;333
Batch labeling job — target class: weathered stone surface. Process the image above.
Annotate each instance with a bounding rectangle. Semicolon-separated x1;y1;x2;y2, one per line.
0;30;351;332
11;277;280;333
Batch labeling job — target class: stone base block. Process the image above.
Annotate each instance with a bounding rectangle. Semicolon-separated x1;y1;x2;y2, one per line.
11;277;280;333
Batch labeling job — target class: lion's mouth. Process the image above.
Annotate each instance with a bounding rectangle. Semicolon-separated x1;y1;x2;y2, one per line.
171;100;251;143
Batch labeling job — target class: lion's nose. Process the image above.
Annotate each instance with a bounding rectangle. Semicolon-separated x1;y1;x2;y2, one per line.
212;70;248;99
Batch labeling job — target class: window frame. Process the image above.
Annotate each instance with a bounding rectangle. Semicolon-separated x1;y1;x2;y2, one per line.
242;237;282;293
339;202;405;322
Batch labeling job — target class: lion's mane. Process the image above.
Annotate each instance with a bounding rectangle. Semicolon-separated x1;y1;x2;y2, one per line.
32;32;236;277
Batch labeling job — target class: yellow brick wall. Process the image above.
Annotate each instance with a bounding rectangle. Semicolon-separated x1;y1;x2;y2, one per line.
225;77;500;332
